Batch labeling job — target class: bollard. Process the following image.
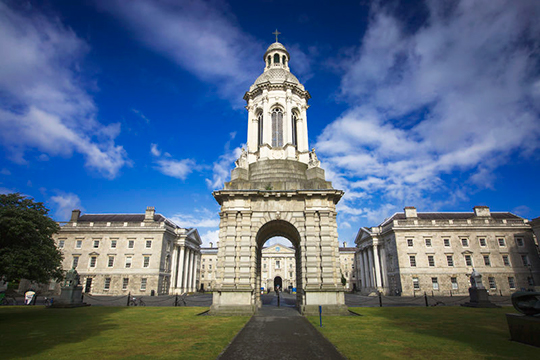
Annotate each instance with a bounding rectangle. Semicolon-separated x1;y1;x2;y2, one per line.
127;292;131;306
319;305;323;327
175;294;178;307
424;292;428;307
378;292;383;307
277;293;280;307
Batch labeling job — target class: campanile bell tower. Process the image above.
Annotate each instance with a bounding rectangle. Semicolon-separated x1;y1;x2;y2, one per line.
211;32;347;315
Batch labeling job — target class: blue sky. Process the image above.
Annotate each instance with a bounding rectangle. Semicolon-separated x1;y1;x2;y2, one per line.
1;0;540;247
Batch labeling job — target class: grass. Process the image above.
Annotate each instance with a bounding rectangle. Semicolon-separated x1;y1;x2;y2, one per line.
307;307;540;359
0;306;249;360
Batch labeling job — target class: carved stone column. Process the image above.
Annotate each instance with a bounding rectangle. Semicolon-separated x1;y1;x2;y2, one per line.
373;243;382;289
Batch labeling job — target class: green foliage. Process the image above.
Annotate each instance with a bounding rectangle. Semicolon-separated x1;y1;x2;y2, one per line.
0;193;63;283
340;270;347;286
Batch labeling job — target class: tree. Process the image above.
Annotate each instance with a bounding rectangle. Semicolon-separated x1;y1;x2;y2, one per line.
0;193;63;283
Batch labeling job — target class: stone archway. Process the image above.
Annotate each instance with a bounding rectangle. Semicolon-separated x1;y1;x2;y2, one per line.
273;276;282;290
210;187;349;316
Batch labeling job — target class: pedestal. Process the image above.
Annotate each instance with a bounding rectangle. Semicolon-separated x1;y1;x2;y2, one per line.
51;286;88;308
506;313;540;347
461;288;500;308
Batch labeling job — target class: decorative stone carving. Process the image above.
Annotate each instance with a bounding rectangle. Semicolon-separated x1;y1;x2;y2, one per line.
235;148;248;169
308;148;320;168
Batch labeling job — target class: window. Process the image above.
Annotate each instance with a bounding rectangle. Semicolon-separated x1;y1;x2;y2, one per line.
447;255;454;267
140;278;147;291
202;264;205;270
407;239;414;247
143;256;150;268
266;55;271;67
59;240;65;248
76;240;82;249
111;240;117;249
145;240;152;249
125;256;132;268
209;264;212;270
273;53;280;64
413;277;420;290
93;240;100;248
516;238;524;247
275;260;281;269
443;239;450;247
425;239;432;247
451;277;458;290
104;277;111;290
428;255;435;267
488;277;496;289
502;255;510;266
72;256;79;268
483;255;491;266
90;256;97;267
108;256;114;268
263;263;267;269
521;255;529;266
271;108;284;147
258;112;263;147
461;238;469;247
409;255;416;267
128;240;134;249
290;272;293;278
479;238;486;247
508;277;515;289
498;238;505;247
432;277;439;290
291;112;298;146
122;278;129;290
465;255;473;266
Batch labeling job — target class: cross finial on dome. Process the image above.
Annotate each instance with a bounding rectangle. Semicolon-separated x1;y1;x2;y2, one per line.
273;29;281;43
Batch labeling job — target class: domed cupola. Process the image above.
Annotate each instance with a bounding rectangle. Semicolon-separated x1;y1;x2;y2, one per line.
264;41;290;71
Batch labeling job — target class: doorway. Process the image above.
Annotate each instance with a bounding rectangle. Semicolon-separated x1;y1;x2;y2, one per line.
84;277;92;293
274;276;283;291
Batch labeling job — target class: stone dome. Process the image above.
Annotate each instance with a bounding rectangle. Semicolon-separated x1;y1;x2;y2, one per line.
253;68;301;87
264;42;289;58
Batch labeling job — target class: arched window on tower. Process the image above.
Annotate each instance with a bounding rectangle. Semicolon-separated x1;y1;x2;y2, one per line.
267;55;271;68
282;55;286;66
271;107;283;147
257;111;263;147
274;53;280;64
291;111;298;147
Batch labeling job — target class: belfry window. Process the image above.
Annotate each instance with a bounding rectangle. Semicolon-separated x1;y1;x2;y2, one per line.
271;108;283;147
291;112;298;146
274;53;280;64
258;112;263;147
282;55;286;65
267;55;271;68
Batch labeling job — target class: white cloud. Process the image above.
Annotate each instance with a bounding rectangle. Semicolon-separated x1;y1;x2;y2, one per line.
317;0;540;223
150;143;196;180
170;212;220;229
0;2;129;178
132;108;151;123
200;229;219;248
97;0;262;105
50;192;82;220
206;132;242;190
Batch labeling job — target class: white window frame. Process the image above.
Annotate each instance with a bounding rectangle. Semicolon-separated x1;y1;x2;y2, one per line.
128;240;135;249
428;255;435;267
409;255;416;267
443;239;450;247
447;255;454;267
140;278;147;291
143;256;150;268
516;238;524;247
108;256;114;268
461;238;469;247
502;255;510;266
72;256;79;268
93;240;100;248
451;277;458;290
488;277;496;289
483;255;491;266
465;254;473;266
498;238;506;247
104;277;111;290
145;240;152;249
122;278;129;290
521;255;529;266
111;240;117;249
413;277;420;290
76;240;82;249
508;277;515;289
407;239;414;247
58;240;65;249
125;256;133;268
425;238;432;247
89;256;97;268
479;238;486;247
432;277;439;290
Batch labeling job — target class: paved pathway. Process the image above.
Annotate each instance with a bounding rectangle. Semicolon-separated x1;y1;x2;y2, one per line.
218;294;345;360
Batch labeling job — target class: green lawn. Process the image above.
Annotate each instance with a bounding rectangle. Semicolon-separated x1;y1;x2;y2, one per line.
0;307;249;360
307;307;540;359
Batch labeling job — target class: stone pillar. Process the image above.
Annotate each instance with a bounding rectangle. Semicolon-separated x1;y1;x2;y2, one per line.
222;212;238;288
367;247;375;289
262;92;270;146
190;252;197;292
182;248;190;292
373;244;383;289
379;245;388;292
362;250;370;289
319;211;337;289
238;211;252;289
304;211;321;289
170;245;178;293
357;250;365;290
177;246;185;289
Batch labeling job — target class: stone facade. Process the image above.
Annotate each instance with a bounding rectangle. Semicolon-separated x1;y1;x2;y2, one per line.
210;40;347;315
53;207;201;296
354;206;540;296
339;244;356;291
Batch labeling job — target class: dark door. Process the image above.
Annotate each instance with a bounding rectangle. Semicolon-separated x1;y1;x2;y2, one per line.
84;278;92;293
274;276;282;291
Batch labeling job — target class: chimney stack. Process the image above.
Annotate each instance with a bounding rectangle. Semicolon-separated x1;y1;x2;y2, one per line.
210;242;213;248
343;241;346;248
474;206;490;217
70;209;81;222
145;206;155;222
404;206;417;218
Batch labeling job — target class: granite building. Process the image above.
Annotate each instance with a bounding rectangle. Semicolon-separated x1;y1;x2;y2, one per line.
53;207;201;296
355;206;539;296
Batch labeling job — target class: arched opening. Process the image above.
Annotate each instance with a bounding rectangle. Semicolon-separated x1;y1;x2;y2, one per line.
291;110;298;147
257;111;263;147
274;276;282;290
273;53;280;64
267;55;271;68
271;107;283;147
255;220;302;310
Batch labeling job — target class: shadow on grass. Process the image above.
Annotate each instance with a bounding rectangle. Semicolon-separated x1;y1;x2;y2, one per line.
0;306;124;359
345;307;540;359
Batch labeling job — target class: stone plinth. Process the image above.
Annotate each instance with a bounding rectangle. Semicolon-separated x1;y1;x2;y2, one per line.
50;285;88;308
461;288;500;308
506;313;540;347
